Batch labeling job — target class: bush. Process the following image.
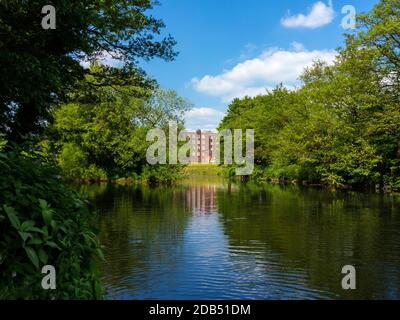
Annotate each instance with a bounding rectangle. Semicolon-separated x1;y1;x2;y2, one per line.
383;175;400;191
141;164;184;184
58;143;107;182
220;165;237;178
264;164;301;181
0;151;103;299
0;135;6;151
58;143;88;180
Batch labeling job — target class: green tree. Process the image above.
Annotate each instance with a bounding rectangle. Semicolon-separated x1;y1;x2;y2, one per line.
219;0;399;189
0;0;177;142
50;65;191;180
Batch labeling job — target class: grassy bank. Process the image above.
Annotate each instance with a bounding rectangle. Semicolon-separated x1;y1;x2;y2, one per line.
183;164;222;176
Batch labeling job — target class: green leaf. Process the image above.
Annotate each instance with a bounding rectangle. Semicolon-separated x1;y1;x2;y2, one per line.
3;205;20;229
38;199;48;210
25;246;39;268
28;236;43;245
42;226;49;239
50;220;57;230
20;220;35;232
96;248;105;261
30;227;45;234
43;209;53;225
38;249;48;265
46;241;61;250
18;231;31;242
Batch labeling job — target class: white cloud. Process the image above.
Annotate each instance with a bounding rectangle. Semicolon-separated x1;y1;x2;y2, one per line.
291;41;306;52
191;44;337;102
281;1;335;29
185;107;225;132
223;87;270;103
186;107;225;118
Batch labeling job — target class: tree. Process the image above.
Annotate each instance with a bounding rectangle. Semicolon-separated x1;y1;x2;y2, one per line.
337;0;400;186
218;0;399;189
0;0;177;142
50;64;191;180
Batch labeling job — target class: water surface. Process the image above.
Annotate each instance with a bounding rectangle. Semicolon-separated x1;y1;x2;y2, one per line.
84;177;400;299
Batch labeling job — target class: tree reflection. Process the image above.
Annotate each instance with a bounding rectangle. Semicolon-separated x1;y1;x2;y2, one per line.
217;183;400;299
86;180;400;299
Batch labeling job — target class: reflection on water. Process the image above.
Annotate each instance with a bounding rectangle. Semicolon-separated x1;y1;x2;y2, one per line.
84;177;400;300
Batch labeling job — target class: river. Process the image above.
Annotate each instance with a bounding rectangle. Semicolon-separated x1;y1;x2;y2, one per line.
82;177;400;300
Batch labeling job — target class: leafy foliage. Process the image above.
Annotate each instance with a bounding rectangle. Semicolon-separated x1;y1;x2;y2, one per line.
219;0;399;190
0;151;103;299
141;164;185;185
0;0;181;300
46;65;191;182
0;0;177;142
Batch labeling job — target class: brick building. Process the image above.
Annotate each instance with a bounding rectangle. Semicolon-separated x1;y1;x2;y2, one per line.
184;130;218;164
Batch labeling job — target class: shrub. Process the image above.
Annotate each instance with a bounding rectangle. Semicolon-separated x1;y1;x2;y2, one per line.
58;143;88;180
0;151;103;299
58;143;107;182
220;165;237;178
141;164;184;184
0;135;6;151
264;164;301;181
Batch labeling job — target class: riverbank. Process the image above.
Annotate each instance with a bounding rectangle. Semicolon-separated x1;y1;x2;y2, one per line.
182;164;222;176
70;166;399;193
68;164;223;185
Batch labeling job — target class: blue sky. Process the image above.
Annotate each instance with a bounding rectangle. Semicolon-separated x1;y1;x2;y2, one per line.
140;0;379;131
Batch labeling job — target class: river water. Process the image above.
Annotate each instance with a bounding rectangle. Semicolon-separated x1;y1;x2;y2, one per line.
83;177;400;300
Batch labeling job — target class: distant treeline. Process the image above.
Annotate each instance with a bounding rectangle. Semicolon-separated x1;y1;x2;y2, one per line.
219;0;400;191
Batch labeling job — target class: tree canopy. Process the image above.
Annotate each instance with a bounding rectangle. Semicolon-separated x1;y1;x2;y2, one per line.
219;0;400;190
0;0;177;141
47;64;191;180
